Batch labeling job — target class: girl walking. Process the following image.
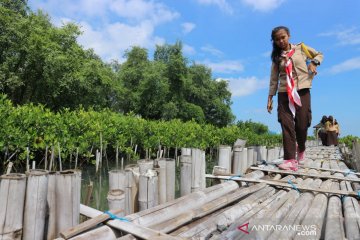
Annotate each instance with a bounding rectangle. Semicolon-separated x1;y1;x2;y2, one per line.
267;26;323;171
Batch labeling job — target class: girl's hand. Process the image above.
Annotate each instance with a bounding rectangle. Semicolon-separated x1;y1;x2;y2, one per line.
308;62;318;75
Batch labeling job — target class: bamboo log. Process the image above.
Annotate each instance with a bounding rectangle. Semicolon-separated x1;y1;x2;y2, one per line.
60;209;123;239
55;170;82;238
124;166;139;215
205;174;360;197
340;180;360;240
69;226;117;240
218;145;232;173
23;170;49;240
127;181;239;228
165;158;176;201
0;173;27;240
107;189;125;217
174;186;275;238
232;147;247;175
151;183;268;233
6;162;13;174
221;189;289;239
156;158;167;203
46;172;58;240
137;159;154;175
191;149;205;192
324;180;346;240
79;205;180;239
109;170;126;191
250;166;360;183
138;170;158;211
247;147;254;168
180;155;191;196
268;178;322;240
181;148;191;156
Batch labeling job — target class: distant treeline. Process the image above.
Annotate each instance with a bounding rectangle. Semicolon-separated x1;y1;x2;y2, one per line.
0;0;234;127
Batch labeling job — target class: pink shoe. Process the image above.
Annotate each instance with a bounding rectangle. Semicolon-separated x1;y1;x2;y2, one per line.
298;151;305;165
279;159;298;171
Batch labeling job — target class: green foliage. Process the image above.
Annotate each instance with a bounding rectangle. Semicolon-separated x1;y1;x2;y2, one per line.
237;120;269;135
0;95;281;167
339;135;360;149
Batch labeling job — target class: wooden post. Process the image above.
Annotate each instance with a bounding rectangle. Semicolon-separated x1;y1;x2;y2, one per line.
109;170;126;191
23;170;49;240
55;170;81;238
124;166;139;215
0;173;27;240
324;179;346;240
107;189;125;217
155;159;167;204
166;158;176;201
65;225;117;240
191;149;206;192
247;147;254;168
180;155;192;196
218;145;232;174
46;172;58;240
137;159;154;175
138;170;158;211
6;162;13;174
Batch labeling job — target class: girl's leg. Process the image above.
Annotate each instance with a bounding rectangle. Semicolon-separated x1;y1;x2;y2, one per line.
278;93;296;160
295;89;311;153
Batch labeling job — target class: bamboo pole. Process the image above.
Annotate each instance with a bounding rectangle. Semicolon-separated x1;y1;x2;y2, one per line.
166;158;176;201
156;158;167;203
46;172;58;240
180;155;191;196
173;186;275;238
340;180;360;239
84;181;93;206
247;147;254;168
127;181;239;228
124;166;139;215
54;170;82;238
218;145;232;173
109;170;126;191
107;190;125;217
325;178;346;240
191;149;205;192
23;170;49;240
137;159;154;175
138;170;158;211
68;226;117;240
205;174;360;197
0;173;27;240
250;166;360;183
5;162;13;174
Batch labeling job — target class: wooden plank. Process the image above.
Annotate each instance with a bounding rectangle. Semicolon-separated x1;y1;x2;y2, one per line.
60;209;123;239
250;166;360;183
298;165;360;177
79;205;180;240
205;174;360;198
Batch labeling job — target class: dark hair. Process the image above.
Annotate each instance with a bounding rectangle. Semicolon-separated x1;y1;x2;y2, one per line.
321;115;328;124
328;115;334;122
271;26;290;64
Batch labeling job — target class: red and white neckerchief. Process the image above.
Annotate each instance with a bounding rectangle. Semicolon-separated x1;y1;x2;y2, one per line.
282;47;302;118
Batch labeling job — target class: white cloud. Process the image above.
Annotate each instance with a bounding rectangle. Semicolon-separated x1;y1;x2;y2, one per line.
329;57;360;74
196;0;233;14
181;22;196;34
29;0;179;62
201;60;244;73
78;20;165;62
241;0;285;12
201;45;224;57
182;44;196;55
319;27;360;46
224;76;268;97
110;0;179;24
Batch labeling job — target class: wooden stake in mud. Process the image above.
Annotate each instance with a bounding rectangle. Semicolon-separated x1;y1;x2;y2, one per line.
23;170;48;240
0;173;27;240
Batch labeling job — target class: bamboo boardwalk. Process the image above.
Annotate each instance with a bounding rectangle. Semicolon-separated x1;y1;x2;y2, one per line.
64;143;360;240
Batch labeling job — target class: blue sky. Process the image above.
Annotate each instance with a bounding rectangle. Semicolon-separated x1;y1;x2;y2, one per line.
29;0;360;137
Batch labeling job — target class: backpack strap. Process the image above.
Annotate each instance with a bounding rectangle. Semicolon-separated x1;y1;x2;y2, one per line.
301;43;314;59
